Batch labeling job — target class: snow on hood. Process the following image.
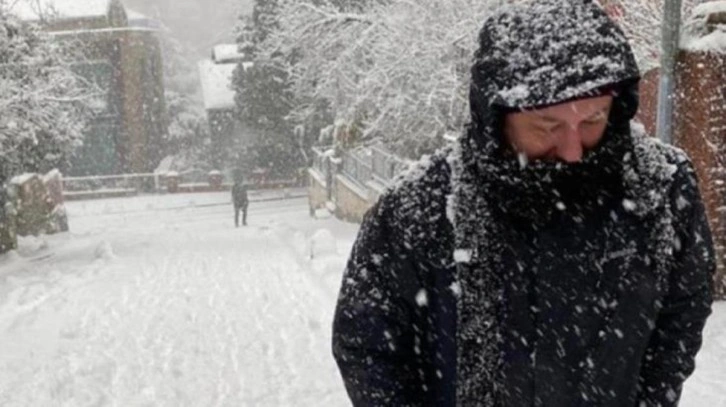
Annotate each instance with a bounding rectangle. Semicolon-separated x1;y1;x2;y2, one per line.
468;0;640;137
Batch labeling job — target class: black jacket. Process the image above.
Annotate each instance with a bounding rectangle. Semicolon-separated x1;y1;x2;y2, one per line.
232;182;248;207
332;1;715;406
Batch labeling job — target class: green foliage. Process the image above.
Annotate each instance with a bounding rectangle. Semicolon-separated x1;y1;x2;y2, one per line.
233;57;293;132
236;138;303;179
232;0;302;177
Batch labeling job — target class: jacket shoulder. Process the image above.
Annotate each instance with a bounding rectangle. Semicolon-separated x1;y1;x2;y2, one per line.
361;147;454;253
631;123;690;168
378;147;453;217
625;123;698;215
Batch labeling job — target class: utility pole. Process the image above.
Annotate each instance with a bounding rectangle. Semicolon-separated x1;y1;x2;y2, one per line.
655;0;683;145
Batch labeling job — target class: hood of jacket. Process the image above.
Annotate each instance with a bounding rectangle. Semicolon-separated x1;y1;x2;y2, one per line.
468;0;640;138
461;0;642;223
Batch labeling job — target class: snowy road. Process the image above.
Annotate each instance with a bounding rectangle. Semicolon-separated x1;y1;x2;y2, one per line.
0;192;358;406
0;191;724;406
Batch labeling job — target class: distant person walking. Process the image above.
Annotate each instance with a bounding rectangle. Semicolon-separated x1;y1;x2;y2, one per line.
232;171;248;227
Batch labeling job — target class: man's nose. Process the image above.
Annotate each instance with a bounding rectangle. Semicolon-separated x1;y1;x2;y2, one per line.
554;126;584;163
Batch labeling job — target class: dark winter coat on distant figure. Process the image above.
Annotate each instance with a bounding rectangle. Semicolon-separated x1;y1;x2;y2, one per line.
332;1;715;406
232;181;248;227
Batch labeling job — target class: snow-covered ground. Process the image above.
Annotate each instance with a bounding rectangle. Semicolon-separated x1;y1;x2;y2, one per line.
681;302;726;407
0;191;358;406
0;191;723;406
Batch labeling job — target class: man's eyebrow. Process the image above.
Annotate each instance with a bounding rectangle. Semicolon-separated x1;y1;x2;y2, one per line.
585;107;610;120
533;115;562;125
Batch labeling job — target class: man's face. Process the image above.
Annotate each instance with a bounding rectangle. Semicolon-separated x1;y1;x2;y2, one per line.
503;95;614;163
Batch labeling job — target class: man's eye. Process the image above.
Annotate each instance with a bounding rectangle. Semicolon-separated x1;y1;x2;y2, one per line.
544;124;562;134
584;112;608;125
583;118;605;126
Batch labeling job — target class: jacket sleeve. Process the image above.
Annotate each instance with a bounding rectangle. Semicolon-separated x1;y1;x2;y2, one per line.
637;161;716;406
332;197;422;406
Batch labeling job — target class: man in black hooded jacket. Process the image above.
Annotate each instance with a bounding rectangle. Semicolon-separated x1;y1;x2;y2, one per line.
332;1;715;406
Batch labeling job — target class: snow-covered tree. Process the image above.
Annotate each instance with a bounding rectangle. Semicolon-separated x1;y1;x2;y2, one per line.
235;14;256;58
160;34;209;161
246;0;712;158
261;0;499;158
0;5;95;184
235;55;293;131
234;0;293;130
233;55;301;177
255;0;718;158
232;0;303;178
249;0;282;57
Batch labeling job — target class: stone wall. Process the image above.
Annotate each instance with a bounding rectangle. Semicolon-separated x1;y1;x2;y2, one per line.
307;169;329;216
334;176;372;223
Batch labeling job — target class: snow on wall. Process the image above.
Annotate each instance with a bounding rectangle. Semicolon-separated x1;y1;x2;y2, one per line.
8;0;111;21
682;0;726;52
683;29;726;53
692;0;726;17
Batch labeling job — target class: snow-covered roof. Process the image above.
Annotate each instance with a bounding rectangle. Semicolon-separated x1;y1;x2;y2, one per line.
126;9;164;30
198;60;238;111
212;44;246;64
198;60;253;111
8;0;112;21
125;9;144;20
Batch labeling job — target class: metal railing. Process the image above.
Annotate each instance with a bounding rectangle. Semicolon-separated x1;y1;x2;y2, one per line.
62;173;161;194
341;149;373;188
312;144;408;189
311;146;334;176
371;146;408;183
